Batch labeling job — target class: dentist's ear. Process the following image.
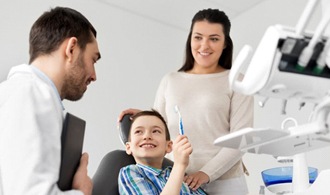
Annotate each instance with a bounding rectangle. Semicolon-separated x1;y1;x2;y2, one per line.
125;142;132;155
65;37;78;62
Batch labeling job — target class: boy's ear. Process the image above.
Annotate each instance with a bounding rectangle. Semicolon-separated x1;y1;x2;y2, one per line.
125;142;132;155
165;140;173;154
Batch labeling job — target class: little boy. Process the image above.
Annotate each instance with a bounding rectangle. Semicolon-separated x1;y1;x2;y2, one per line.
118;109;207;195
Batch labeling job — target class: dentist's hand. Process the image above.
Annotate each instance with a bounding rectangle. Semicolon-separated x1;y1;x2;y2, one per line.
72;153;93;195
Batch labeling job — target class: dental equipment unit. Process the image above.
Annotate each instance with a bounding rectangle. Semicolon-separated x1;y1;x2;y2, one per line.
214;0;330;194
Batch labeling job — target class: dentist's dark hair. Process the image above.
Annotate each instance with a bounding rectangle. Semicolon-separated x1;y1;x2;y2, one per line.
179;8;233;72
29;7;97;64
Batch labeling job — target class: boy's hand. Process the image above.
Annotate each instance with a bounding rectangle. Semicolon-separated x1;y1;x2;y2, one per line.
172;135;192;167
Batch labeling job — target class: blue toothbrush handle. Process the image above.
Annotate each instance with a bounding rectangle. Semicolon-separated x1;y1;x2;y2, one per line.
179;119;184;135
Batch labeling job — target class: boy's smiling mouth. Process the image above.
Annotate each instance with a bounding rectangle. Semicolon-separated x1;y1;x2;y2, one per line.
140;143;156;148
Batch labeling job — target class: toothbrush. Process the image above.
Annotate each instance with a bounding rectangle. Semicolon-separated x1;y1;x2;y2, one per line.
174;105;184;135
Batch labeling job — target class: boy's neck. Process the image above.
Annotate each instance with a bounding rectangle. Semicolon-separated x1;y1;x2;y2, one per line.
135;158;163;169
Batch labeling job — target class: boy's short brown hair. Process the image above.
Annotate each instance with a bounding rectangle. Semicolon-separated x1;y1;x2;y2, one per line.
130;109;171;141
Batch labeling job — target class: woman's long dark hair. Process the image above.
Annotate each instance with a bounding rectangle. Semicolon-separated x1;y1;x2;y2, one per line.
179;9;233;72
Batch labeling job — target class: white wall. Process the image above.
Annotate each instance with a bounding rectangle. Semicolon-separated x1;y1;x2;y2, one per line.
1;0;329;194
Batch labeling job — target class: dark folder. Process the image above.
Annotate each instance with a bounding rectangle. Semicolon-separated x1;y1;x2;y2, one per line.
57;112;86;191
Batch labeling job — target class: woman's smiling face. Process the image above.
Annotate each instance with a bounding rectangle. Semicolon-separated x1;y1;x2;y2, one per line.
190;20;226;73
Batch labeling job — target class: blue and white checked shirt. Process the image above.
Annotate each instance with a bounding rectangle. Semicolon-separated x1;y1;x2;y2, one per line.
118;164;207;195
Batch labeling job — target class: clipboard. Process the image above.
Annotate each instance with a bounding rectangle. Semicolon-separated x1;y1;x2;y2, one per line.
57;112;86;190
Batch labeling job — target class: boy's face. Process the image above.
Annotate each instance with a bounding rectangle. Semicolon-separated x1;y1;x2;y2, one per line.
126;115;172;167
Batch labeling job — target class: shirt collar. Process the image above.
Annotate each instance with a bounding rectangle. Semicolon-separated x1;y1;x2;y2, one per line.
30;65;64;110
137;163;172;176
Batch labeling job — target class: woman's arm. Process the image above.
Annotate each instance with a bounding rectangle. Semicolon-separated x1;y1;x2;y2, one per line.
201;92;254;182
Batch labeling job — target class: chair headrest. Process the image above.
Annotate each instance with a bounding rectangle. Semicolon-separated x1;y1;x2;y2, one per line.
119;114;133;144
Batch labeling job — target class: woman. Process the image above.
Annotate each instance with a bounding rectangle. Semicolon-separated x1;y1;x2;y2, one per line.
119;8;253;195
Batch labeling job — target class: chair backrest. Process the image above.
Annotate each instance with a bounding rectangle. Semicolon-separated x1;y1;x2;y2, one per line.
92;114;174;195
118;114;132;144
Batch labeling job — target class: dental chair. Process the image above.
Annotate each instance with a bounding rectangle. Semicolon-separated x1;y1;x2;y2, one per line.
92;114;174;195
